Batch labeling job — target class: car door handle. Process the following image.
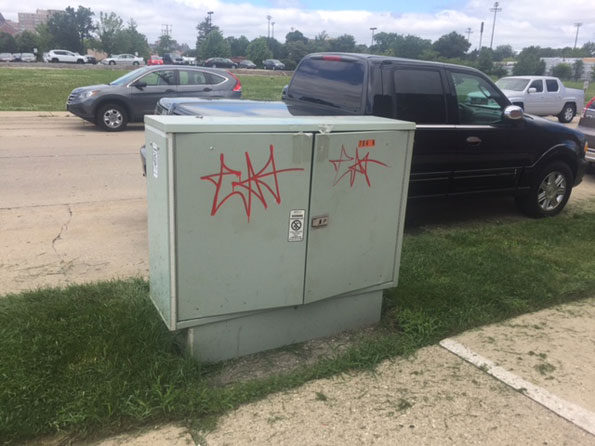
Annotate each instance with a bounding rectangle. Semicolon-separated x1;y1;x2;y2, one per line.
202;87;212;92
165;89;175;93
466;136;482;146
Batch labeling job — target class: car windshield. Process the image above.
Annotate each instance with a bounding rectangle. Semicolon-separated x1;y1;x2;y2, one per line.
109;67;147;86
496;78;530;91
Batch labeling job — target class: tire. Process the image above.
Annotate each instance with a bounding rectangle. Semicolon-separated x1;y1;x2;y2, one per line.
557;103;575;123
516;161;573;218
96;103;128;132
51;58;58;63
76;59;84;64
133;61;139;66
108;60;115;66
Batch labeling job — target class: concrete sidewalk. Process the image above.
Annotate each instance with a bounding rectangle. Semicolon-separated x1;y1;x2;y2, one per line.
88;297;595;446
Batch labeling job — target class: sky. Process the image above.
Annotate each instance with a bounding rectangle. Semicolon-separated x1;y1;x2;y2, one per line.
2;0;594;51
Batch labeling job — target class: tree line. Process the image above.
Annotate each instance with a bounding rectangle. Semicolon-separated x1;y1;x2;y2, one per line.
0;6;593;79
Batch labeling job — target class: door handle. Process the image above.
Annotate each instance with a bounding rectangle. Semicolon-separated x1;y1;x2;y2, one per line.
203;87;212;92
165;89;175;93
466;136;482;145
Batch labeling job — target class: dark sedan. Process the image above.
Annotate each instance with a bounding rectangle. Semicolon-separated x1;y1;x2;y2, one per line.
204;57;236;68
238;59;257;69
262;59;285;70
66;65;242;131
578;97;595;166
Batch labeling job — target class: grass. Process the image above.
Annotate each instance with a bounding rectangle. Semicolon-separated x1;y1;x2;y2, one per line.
0;67;289;111
1;209;595;443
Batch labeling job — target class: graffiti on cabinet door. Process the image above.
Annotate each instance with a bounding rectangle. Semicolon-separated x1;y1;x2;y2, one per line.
201;144;304;221
329;141;388;187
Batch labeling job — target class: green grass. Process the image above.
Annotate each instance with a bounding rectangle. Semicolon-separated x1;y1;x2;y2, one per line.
564;80;594;101
0;68;289;111
1;210;594;444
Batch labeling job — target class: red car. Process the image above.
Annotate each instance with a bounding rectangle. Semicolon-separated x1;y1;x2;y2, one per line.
147;55;163;66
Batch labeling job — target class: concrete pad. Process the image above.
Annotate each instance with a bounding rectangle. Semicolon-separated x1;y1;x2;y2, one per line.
201;345;594;445
451;297;595;414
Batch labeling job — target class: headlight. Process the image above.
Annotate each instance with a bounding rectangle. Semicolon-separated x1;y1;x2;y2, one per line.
83;90;100;99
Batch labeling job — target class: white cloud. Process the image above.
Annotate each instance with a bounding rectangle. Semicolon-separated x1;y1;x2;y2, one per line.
2;0;594;50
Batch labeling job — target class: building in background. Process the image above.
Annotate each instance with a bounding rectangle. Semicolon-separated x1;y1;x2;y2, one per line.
17;9;60;33
0;12;19;36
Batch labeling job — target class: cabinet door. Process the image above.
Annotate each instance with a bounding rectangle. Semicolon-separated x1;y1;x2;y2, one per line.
174;132;313;321
304;130;410;304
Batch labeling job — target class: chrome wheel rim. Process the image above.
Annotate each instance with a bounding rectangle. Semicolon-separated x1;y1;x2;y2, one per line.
103;109;123;129
537;171;567;211
564;107;573;121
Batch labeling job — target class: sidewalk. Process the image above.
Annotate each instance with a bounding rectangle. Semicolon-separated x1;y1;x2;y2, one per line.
89;297;595;445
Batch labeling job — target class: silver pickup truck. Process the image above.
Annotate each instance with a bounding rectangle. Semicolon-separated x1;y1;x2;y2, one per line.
496;76;584;123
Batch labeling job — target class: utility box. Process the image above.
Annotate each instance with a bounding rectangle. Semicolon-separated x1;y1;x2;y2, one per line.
145;115;414;362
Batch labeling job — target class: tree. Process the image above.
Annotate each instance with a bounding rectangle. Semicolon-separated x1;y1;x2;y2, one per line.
246;37;272;65
16;31;38;53
199;29;230;59
97;12;123;55
284;39;309;67
120;20;150;59
432;31;470;59
46;6;95;53
285;30;308;44
227;35;249;57
551;63;572;80
477;48;494;74
0;32;17;53
493;44;514;61
582;41;595;57
196;15;219;53
329;34;356;53
156;34;178;55
513;46;545;75
73;6;95;51
394;35;431;59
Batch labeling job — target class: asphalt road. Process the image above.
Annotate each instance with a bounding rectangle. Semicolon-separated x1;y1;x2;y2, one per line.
0;112;593;295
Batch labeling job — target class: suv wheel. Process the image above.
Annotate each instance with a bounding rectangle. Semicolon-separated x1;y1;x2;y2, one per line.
97;103;128;132
76;59;84;64
108;60;116;66
51;58;58;63
516;161;573;217
133;61;139;66
557;103;575;123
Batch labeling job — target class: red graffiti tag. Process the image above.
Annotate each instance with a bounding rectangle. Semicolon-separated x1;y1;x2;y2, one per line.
329;145;388;187
200;145;304;221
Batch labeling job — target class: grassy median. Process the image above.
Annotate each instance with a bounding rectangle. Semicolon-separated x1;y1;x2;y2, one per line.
1;208;594;443
0;67;289;111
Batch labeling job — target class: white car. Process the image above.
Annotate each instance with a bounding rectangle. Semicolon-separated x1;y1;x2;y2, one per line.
101;54;145;66
0;53;13;62
17;53;36;62
45;49;86;64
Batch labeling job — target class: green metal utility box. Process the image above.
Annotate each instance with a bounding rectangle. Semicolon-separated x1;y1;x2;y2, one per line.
145;115;414;362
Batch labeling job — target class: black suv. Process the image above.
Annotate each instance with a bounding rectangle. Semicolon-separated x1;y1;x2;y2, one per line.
147;53;588;217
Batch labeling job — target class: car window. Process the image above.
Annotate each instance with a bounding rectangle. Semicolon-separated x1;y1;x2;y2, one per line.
546;79;559;92
140;70;176;86
178;70;208;85
205;72;226;85
393;69;446;124
529;79;543;92
450;71;505;125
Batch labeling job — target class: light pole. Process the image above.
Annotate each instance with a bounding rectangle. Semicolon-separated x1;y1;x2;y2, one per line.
489;2;502;49
573;22;582;50
478;21;484;50
266;15;272;40
465;27;473;43
207;11;214;32
370;27;377;46
272;22;275;40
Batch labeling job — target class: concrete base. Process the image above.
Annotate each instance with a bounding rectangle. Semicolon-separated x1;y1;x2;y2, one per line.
185;290;383;363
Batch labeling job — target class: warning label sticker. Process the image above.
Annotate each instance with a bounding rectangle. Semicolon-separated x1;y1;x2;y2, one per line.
288;209;305;242
151;142;159;179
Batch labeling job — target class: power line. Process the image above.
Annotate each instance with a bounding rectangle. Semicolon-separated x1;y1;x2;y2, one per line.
489;2;502;49
465;27;473;42
370;27;377;46
161;24;172;37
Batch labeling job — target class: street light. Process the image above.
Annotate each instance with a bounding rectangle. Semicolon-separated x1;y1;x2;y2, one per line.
266;15;272;39
573;23;582;50
370;27;377;46
207;11;214;32
272;22;275;40
489;2;502;49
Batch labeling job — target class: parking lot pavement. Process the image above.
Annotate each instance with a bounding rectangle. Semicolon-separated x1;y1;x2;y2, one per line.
0;112;147;295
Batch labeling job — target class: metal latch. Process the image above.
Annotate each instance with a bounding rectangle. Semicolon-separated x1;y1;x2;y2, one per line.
311;215;329;229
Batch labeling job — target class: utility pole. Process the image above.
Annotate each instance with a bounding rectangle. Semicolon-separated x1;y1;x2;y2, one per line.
266;15;272;40
272;22;275;40
478;21;484;50
370;27;377;46
573;22;582;50
489;2;502;49
465;27;473;43
161;24;172;37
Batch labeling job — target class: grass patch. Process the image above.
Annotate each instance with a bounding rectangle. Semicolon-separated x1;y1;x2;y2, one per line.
1;210;594;443
0;68;288;111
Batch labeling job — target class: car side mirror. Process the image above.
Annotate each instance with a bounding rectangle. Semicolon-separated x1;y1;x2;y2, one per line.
133;81;147;89
528;87;537;94
504;105;523;120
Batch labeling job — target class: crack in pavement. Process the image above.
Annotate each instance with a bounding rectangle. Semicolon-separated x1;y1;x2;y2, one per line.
51;204;73;258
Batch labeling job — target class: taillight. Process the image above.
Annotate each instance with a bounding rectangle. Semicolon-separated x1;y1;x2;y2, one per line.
322;55;342;61
227;71;242;92
584;97;595;117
